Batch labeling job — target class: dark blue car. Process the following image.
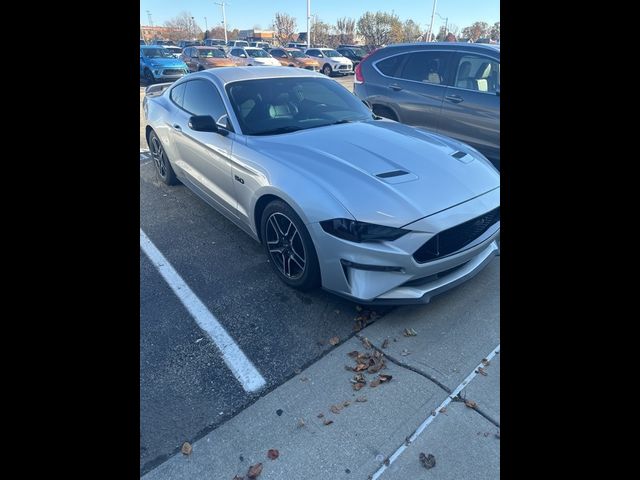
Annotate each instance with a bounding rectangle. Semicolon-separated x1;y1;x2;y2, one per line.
140;46;189;84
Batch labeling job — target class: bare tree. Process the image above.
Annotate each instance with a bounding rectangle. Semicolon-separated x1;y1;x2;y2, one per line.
448;24;460;37
273;12;297;46
402;19;421;42
461;21;490;42
164;11;202;40
311;19;331;46
436;25;447;41
335;17;356;45
208;26;227;39
356;11;402;47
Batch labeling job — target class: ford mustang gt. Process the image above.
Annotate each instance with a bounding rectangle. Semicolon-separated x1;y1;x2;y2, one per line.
142;67;500;304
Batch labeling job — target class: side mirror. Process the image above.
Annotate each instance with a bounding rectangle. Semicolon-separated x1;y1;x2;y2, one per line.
188;115;218;133
216;114;232;133
317;54;324;57
191;54;198;58
240;54;247;58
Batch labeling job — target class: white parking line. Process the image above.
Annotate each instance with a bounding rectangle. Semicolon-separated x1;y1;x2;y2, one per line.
371;344;500;479
140;148;150;153
140;228;267;393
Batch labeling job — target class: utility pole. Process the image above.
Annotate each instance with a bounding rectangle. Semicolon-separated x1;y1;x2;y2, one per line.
205;17;208;32
435;12;447;40
191;17;195;39
307;0;311;49
215;2;228;43
427;0;437;42
146;10;153;27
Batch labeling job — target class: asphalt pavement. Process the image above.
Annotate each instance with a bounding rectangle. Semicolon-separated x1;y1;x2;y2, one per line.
139;71;500;478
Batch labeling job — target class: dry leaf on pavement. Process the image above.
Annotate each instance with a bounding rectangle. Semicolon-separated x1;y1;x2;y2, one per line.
400;349;411;356
181;442;192;455
381;338;389;349
464;400;478;409
317;412;324;418
323;419;333;426
438;407;447;414
330;404;342;414
347;350;360;358
378;374;392;383
232;476;244;480
482;358;490;366
343;401;351;407
353;382;365;391
247;463;263;479
419;453;436;470
354;363;368;372
267;449;279;460
361;337;372;349
329;336;340;345
370;379;381;388
476;367;488;376
296;418;305;428
403;328;418;336
356;396;367;402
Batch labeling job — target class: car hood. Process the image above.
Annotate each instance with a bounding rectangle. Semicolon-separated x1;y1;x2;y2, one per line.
299;58;320;66
146;57;186;68
249;121;499;228
204;57;235;66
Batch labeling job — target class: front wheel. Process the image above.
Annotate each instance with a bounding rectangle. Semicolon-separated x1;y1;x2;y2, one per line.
148;130;179;185
144;69;155;84
322;64;332;76
261;200;320;291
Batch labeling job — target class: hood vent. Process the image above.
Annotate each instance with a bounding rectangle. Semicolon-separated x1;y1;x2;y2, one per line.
451;151;474;164
376;170;409;178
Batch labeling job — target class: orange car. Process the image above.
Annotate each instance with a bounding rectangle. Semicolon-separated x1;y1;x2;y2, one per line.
180;46;236;72
269;47;320;72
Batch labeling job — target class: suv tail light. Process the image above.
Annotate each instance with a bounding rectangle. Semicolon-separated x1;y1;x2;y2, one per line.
354;62;364;84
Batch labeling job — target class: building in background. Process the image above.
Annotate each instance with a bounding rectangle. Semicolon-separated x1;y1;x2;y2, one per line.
140;25;180;43
238;29;275;42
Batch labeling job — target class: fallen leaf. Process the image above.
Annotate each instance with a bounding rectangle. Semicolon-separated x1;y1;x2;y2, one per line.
483;432;489;437
403;328;418;337
181;442;192;455
476;367;488;376
323;419;333;426
481;358;490;366
232;476;244;480
419;453;436;470
464;400;478;409
247;463;263;479
329;336;340;346
317;413;324;418
343;401;351;408
354;363;368;372
378;374;392;383
345;365;355;371
361;337;372;349
294;368;301;374
381;338;390;349
356;305;363;312
330;405;342;414
438;407;447;414
267;449;279;460
353;382;365;391
353;321;363;332
356;396;367;402
431;410;437;416
296;418;305;428
384;458;390;466
352;373;366;384
347;350;360;358
299;376;309;382
400;349;411;356
370;379;381;388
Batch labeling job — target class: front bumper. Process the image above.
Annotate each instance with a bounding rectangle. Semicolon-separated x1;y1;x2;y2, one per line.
152;68;188;81
309;187;500;304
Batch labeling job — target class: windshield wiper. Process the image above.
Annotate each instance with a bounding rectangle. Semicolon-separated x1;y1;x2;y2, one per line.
254;125;305;136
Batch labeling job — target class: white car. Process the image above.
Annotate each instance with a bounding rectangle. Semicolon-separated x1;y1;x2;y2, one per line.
304;48;353;76
163;46;183;58
228;47;281;66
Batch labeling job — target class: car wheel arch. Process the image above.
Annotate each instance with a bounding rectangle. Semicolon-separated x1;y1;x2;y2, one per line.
371;104;400;122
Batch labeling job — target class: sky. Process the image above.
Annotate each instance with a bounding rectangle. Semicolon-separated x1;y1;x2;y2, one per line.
140;1;499;34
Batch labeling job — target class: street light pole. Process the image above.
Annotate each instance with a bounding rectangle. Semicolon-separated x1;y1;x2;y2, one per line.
307;0;311;50
435;12;447;40
205;16;208;32
191;16;195;40
427;0;437;42
215;2;228;43
146;10;153;27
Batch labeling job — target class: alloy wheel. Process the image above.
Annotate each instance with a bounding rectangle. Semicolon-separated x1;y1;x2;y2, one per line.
265;213;306;279
150;136;167;178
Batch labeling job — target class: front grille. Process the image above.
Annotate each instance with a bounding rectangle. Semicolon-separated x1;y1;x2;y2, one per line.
413;207;500;263
338;64;352;70
162;69;185;75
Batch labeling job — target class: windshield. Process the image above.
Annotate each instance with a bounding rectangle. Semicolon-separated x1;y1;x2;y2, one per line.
351;48;366;56
198;49;226;58
235;41;249;47
167;47;182;54
323;49;342;57
226;77;373;136
290;50;305;58
247;49;269;58
142;48;174;58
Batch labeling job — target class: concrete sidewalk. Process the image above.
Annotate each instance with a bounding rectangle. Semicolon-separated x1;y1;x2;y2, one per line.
143;259;500;480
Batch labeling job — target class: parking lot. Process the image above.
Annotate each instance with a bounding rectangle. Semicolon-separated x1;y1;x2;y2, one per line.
139;73;500;478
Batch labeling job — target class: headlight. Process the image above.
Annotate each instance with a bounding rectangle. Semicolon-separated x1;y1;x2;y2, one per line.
320;218;410;243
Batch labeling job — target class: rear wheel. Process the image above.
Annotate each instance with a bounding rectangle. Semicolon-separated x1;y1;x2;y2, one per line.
322;64;332;76
260;200;320;291
148;130;179;185
372;105;398;121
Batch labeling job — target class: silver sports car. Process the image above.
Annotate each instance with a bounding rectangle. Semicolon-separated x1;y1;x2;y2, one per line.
143;67;500;304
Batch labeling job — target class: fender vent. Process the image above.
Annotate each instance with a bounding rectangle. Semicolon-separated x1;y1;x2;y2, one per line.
451;151;467;159
376;170;409;178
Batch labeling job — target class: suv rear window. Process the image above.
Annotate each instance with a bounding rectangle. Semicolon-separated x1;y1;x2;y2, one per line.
375;54;404;77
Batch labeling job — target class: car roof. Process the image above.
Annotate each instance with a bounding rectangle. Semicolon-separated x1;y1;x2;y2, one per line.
190;66;326;85
141;45;166;49
283;47;302;51
382;42;499;51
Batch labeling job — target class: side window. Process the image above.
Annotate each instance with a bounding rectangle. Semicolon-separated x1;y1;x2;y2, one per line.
398;51;452;85
375;53;406;77
454;54;499;93
231;48;240;56
170;83;186;108
272;49;283;57
182;80;228;123
307;49;319;57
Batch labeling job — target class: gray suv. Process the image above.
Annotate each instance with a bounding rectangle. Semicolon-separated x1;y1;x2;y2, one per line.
354;43;500;169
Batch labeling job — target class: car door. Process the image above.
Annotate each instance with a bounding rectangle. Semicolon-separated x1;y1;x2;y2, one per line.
271;49;287;66
439;51;500;166
373;50;454;131
181;48;191;71
230;48;245;65
169;79;239;217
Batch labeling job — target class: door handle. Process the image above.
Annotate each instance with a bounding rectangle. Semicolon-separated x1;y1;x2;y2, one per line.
445;94;464;104
173;124;182;131
389;83;402;91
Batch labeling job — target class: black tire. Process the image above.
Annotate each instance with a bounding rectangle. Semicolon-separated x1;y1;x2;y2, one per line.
372;105;398;121
198;66;205;71
147;130;179;185
260;200;321;291
322;64;332;76
144;68;155;84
